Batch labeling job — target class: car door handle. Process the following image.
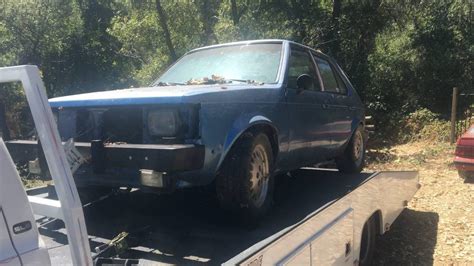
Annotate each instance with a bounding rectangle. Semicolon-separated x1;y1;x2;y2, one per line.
348;106;356;111
322;104;329;109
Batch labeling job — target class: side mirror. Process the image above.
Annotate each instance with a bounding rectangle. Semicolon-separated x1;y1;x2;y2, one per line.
296;74;313;91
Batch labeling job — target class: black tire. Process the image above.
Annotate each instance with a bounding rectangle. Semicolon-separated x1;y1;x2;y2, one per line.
216;132;274;225
359;216;376;266
458;170;474;182
336;125;366;173
458;170;468;179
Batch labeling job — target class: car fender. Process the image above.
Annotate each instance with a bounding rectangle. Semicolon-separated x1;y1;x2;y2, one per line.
217;114;276;171
351;117;364;133
337;117;364;153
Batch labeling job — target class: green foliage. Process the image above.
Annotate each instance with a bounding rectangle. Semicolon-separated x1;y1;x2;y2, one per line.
0;0;472;142
363;0;472;141
400;108;451;143
410;0;473;115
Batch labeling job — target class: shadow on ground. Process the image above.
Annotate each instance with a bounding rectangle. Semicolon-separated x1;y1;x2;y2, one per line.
373;209;439;265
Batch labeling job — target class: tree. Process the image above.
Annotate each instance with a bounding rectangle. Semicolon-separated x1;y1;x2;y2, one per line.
155;0;177;61
198;0;221;45
0;0;472;139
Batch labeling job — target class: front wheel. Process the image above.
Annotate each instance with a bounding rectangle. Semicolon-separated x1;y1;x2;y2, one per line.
216;132;274;225
336;125;366;173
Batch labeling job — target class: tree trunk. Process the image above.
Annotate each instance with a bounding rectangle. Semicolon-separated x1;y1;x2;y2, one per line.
199;0;219;45
155;0;177;61
0;101;10;140
230;0;239;25
330;0;342;56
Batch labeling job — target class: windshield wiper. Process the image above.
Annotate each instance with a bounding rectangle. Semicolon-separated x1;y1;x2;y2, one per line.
155;81;186;86
224;78;264;85
186;76;264;85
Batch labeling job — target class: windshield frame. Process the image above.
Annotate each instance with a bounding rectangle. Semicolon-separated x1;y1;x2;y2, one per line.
151;40;287;86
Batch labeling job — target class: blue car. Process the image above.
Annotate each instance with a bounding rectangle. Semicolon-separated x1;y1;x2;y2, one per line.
8;40;365;221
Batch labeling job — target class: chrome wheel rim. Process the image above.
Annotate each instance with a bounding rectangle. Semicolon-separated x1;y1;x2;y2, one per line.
353;130;364;162
249;144;270;208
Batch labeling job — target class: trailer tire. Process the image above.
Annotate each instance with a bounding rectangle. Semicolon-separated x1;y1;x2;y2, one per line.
216;132;274;225
336;125;365;173
359;216;376;266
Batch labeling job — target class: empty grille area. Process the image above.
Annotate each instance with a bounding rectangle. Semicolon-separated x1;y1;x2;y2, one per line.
72;107;143;144
58;104;199;144
102;108;143;144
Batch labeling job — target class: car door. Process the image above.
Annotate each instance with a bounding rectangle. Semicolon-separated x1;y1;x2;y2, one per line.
312;54;353;151
285;46;334;167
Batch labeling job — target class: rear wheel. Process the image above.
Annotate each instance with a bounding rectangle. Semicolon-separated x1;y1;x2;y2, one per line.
458;170;474;181
336;125;366;173
216;132;274;225
359;216;376;266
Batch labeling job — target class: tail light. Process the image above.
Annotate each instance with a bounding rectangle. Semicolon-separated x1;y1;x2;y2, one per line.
455;145;474;158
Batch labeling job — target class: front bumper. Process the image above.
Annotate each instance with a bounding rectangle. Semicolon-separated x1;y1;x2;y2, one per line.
5;140;205;189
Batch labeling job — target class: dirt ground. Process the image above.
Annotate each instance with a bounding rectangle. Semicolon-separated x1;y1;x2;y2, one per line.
368;141;474;265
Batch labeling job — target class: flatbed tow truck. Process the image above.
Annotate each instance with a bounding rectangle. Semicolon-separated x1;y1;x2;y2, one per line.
0;66;419;265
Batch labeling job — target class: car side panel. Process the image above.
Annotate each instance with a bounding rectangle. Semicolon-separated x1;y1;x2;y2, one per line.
285;89;335;166
175;88;290;185
328;93;356;150
330;62;365;153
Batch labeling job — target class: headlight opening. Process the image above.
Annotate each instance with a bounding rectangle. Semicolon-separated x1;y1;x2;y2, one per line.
147;109;182;138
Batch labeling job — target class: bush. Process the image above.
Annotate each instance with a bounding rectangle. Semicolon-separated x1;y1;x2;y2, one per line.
399;108;450;142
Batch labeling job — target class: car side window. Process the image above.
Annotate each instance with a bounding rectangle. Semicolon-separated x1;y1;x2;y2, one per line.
332;65;348;95
287;49;321;91
314;57;346;94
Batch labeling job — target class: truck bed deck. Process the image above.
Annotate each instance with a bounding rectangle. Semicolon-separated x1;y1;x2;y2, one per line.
35;169;383;265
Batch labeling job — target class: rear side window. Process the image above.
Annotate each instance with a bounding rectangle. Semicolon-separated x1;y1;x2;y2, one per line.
287;49;321;91
314;57;346;94
333;65;348;94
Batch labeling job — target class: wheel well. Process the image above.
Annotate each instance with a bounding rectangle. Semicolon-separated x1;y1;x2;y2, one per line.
237;124;279;161
371;210;383;235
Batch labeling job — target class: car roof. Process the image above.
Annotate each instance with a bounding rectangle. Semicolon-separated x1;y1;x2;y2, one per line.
189;39;329;57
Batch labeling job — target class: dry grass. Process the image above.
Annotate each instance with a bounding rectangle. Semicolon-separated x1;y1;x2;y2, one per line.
22;178;51;189
369;141;474;265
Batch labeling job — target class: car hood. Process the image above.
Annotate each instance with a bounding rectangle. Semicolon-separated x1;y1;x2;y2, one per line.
49;84;269;108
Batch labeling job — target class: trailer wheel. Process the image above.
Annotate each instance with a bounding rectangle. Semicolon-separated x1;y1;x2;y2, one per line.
336;125;365;173
359;216;376;266
216;132;274;225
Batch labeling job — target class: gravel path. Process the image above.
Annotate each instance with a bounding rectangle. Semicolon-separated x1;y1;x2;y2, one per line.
367;142;474;265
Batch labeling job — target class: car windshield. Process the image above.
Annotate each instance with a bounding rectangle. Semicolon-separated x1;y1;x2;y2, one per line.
154;43;283;85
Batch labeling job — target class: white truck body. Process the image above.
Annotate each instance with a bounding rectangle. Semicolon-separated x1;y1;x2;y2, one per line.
0;139;50;265
226;170;419;265
0;66;91;265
